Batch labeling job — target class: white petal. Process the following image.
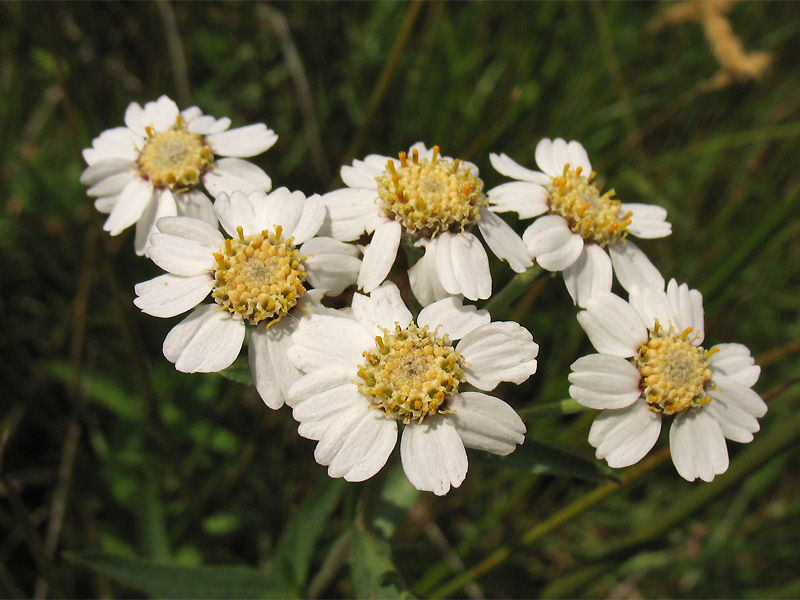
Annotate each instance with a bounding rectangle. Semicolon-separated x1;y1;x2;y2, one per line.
290;368;359;418
670;409;729;482
81;159;135;187
608;241;665;295
351;282;412;333
310;403;371;462
449;392;526;455
289;313;373;372
103;178;156;236
318;188;384;241
566;140;592;173
188;114;231;135
549;138;573;174
578;292;649;357
562;243;613;308
163;305;245;373
244;188;306;239
486;181;550;219
569;354;642;409
207;124;278;157
710;343;760;387
288;193;326;244
522;215;584;272
358;221;401;292
134;273;213;318
408;243;450;307
144;95;180;132
665;279;705;344
327;411;397;482
249;318;304;410
340;158;386;188
94;195;118;214
175;189;218;228
157;214;225;247
214;190;257;238
87;171;137;198
458;322;538;390
303;237;361;296
704;398;761;443
204;158;272;198
628;283;671;333
435;231;492;301
123;101;149;137
478;208;532;273
488;152;550;185
588;401;661;468
709;375;768;418
417;296;490;341
148;231;218;277
134;188;178;257
534;138;558;177
400;417;468;496
86;127;142;163
622;203;672;239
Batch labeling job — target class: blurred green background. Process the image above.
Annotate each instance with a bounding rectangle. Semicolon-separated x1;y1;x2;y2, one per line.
2;1;799;598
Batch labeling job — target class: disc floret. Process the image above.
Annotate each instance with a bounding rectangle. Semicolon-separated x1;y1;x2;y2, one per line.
211;225;307;326
636;321;716;415
357;322;466;424
376;146;487;239
138;116;214;189
548;164;631;246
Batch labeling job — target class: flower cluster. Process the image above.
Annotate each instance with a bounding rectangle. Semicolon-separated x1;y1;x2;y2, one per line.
83;96;764;490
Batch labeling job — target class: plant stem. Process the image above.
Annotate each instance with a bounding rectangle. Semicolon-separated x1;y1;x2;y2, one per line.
482;264;545;320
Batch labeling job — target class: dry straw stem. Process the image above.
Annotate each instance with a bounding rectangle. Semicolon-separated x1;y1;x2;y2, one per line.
650;0;771;88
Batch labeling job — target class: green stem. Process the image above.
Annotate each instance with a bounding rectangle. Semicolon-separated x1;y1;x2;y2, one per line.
482;264;545;320
517;399;586;422
541;396;800;598
426;448;670;599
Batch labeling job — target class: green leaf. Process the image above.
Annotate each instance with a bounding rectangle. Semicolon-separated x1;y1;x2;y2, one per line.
373;464;420;540
217;361;254;386
349;521;414;599
45;361;144;421
471;438;617;484
271;478;346;593
65;554;295;599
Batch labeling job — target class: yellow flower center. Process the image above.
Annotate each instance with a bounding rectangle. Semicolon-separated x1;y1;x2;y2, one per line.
636;323;717;415
376;146;487;239
138;116;213;189
211;225;307;326
548;164;631;247
357;322;465;424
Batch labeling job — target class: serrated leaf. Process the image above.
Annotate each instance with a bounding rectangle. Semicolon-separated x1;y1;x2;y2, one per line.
271;478;345;593
65;554;295;599
349;521;414;600
471;438;617;484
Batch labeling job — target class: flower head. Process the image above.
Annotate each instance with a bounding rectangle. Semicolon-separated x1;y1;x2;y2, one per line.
81;95;278;255
569;280;765;482
489;138;672;306
133;188;361;409
321;142;532;305
287;282;538;495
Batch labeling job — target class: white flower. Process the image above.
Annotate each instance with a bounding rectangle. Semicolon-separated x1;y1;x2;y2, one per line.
488;138;672;307
287;281;538;495
81;95;278;255
320;142;532;306
569;279;765;482
133;188;361;409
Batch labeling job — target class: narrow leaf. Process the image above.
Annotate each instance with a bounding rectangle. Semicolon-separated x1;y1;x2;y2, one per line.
65;554;295;599
271;478;345;592
349;521;414;599
471;438;617;483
